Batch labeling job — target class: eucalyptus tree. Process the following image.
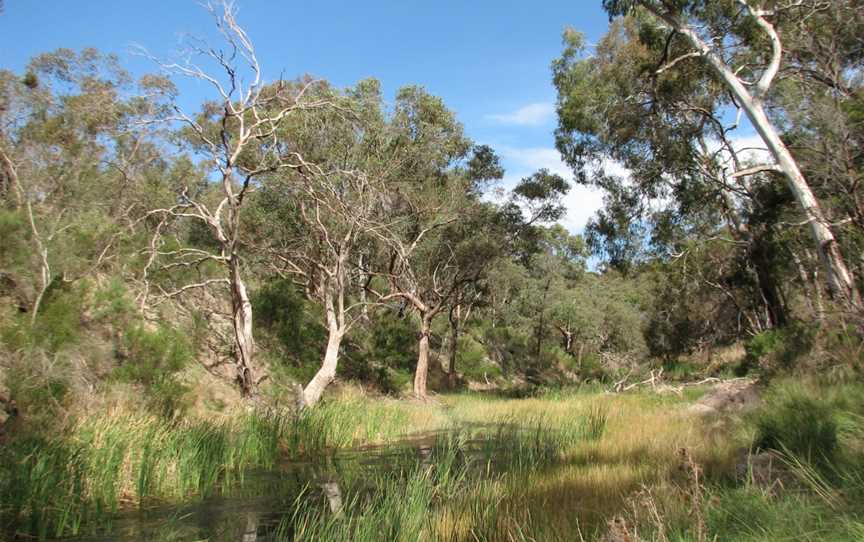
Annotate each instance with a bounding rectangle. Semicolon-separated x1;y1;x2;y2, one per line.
251;79;397;406
594;0;861;311
359;86;508;398
551;12;834;328
0;49;173;325
141;4;330;396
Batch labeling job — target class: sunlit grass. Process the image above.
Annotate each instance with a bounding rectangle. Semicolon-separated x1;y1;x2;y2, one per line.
6;381;862;540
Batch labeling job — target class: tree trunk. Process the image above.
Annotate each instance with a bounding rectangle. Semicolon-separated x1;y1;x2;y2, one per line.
357;253;369;322
303;322;343;407
414;314;432;398
447;305;460;390
745;99;861;310
750;241;787;329
563;329;574;354
230;258;258;397
655;8;862;311
535;278;551;360
0;144;23;209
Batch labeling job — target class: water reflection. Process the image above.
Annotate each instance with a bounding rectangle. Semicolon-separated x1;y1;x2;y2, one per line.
62;426;514;541
242;511;259;542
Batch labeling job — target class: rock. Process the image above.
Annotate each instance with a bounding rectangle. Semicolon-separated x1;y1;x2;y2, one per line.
688;379;761;415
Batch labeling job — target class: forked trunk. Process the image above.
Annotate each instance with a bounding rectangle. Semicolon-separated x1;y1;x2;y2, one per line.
746;100;861;311
660;9;862;312
414;315;432;398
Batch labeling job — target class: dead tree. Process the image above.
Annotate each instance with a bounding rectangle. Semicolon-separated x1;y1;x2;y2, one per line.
140;2;329;396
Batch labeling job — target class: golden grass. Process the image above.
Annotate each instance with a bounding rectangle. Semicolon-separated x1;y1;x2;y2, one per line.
425;390;741;539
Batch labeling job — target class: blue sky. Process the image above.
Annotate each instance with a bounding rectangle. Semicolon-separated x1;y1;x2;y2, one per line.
0;0;614;231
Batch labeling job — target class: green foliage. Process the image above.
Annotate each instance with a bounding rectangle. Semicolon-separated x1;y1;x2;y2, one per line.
1;283;85;353
754;385;838;467
3;353;70;426
374;367;414;395
91;277;135;324
116;323;192;384
456;334;502;382
576;352;612;383
0;210;30;276
662;358;702;381
253;279;326;370
341;314;417;393
114;322;193;417
0;409;291;539
739;323;815;377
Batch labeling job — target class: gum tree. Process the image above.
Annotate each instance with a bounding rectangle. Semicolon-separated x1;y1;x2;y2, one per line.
141;3;329;396
598;0;861;311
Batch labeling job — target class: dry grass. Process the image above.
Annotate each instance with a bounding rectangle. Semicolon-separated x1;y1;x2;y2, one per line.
442;392;738;538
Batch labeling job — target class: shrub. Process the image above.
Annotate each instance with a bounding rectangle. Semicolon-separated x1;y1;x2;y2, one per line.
739;323;815;377
117;323;192;384
2;283;85;353
253;279;325;368
374;367;413;395
578;352;611;383
457;335;502;382
115;323;193;417
754;385;838;467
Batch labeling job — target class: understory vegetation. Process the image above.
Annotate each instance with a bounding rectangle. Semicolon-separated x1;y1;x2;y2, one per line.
1;0;863;540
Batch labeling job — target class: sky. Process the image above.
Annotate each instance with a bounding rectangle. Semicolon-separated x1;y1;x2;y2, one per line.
0;0;616;232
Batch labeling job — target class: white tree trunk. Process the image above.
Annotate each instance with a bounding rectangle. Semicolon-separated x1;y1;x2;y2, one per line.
303;322;343;407
653;7;862;311
230;258;258;396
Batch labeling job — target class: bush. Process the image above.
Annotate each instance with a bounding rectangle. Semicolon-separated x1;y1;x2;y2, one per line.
374;367;413;395
115;323;193;417
1;283;85;353
456;335;502;382
253;279;325;369
4;353;70;425
577;352;611;383
738;323;815;377
754;385;838;467
117;323;192;383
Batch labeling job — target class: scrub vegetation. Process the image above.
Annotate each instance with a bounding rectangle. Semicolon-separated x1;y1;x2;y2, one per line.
1;1;863;540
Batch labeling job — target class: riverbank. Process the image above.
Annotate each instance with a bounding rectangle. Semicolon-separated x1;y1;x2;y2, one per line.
2;379;863;540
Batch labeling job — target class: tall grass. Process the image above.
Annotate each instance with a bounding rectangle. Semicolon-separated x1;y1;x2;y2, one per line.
0;408;292;538
278;432;538;541
0;396;442;539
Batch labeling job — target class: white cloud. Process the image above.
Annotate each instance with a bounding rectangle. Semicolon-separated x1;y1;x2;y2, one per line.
729;134;771;163
495;145;608;233
486;102;555;126
707;133;772;169
498;146;570;177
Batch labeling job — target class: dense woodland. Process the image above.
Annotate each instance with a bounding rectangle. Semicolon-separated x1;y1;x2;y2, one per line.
1;1;863;540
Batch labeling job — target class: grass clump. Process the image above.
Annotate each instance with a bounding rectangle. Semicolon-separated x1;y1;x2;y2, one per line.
280;432;535;541
753;384;838;467
0;408;291;539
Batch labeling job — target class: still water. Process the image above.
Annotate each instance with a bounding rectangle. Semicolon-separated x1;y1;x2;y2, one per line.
66;429;503;541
